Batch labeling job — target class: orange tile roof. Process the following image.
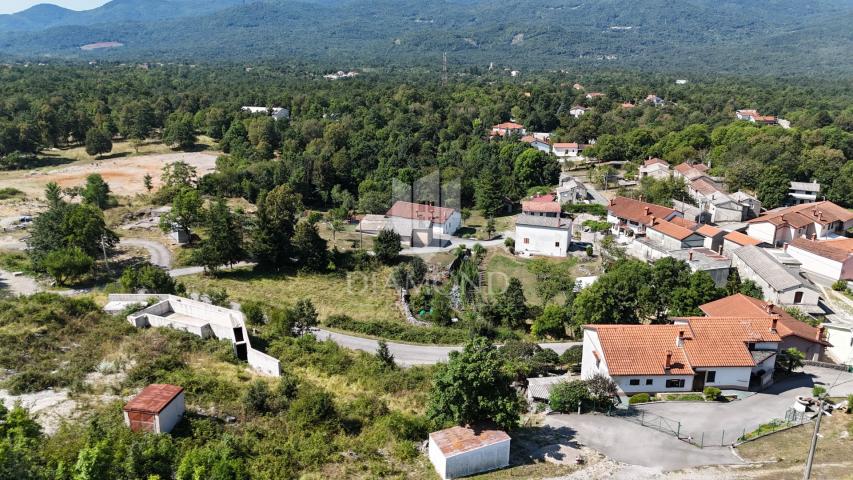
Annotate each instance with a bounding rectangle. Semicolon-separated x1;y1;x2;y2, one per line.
670;216;698;229
650;220;698;241
644;157;668;167
430;426;510;457
788;237;853;263
124;384;183;414
748;201;853;227
387;201;457;224
676;317;781;367
492;121;524;130
553;142;579;149
587;325;694;375
522;200;561;213
724;231;763;247
699;294;830;346
608;196;677;226
691;178;722;196
696;224;724;237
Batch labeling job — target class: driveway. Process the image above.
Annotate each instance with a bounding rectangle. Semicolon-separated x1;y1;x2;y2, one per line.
634;366;853;441
120;238;172;268
313;328;579;366
544;414;741;471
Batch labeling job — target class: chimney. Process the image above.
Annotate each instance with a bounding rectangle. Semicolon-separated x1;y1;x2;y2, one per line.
610;198;615;206
644;207;650;215
665;350;672;370
719;245;724;254
688;251;694;261
811;233;817;241
676;330;685;348
770;317;778;333
766;302;774;314
818;211;824;222
818;326;825;341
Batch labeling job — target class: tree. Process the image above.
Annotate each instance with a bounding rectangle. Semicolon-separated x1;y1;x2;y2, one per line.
162;112;197;150
644;257;691;321
43;247;93;285
119;263;179;294
161;161;198;191
84;128;112;158
81;173;111;209
528;259;573;304
493;278;528;328
193;198;244;273
292;221;328;272
572;260;650;324
293;298;318;336
669;271;724;316
485;217;496;240
532;304;570;338
251;185;303;269
409;256;428;285
549;380;591;413
756;166;790;210
391;264;413;290
427;337;523;430
143;173;153;192
374;229;402;264
585;373;618;406
118;101;155;151
475;167;505;217
160;187;202;241
429;291;453;326
778;347;805;374
376;339;396;369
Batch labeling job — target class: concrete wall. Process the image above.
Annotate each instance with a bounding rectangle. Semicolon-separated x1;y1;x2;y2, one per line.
515;224;570;257
437;212;462;236
247;348;282;376
443;440;510;479
612;375;694;394
787;244;851;281
703;234;724;253
824;325;853;365
428;437;448;479
746;223;778;245
781;336;824;362
155;391;185;434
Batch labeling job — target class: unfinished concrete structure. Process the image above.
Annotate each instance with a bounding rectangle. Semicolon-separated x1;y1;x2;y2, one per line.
106;294;281;376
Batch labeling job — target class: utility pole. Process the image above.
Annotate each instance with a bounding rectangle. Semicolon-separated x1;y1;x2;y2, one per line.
802;397;824;480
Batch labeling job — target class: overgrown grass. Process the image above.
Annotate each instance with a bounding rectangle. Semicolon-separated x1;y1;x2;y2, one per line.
659;393;705;401
323;314;471;345
0;187;25;199
738;419;794;442
484;250;582;305
0;251;33;273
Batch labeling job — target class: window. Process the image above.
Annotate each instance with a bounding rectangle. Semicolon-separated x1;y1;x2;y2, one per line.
629;379;640;386
794;291;804;304
523;238;529;244
747;342;756;351
665;379;685;389
645;379;653;385
705;371;716;383
555;242;560;247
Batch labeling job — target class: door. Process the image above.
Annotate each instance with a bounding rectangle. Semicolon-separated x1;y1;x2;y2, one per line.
691;374;705;392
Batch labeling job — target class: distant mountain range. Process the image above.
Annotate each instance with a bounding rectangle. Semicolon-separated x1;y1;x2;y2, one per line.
1;0;853;75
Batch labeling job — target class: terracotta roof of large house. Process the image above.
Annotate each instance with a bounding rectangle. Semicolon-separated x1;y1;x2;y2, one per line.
699;294;830;346
788;237;853;263
650;220;698;241
522;201;562;214
492;121;524;130
607;196;677;225
694;164;710;173
748;201;853;227
586;325;694;375
724;231;763;247
553;142;579;149
675;317;781;368
674;162;707;181
124;384;183;414
386;201;456;224
429;426;510;457
670;216;698;229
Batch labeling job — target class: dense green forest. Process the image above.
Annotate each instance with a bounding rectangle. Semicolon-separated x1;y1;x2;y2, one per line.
2;0;853;75
1;64;851;212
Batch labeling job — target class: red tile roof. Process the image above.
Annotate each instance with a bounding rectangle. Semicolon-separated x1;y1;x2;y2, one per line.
724;231;763;247
552;142;579;149
650;220;698;241
528;193;557;203
124;384;183;414
691;178;722;197
675;162;708;181
430;426;510;457
788;237;853;263
644;158;668;167
670;216;698;229
748;201;853;227
696;224;724;237
676;317;781;367
387;201;457;224
492;121;524;130
699;294;830;346
607;196;677;226
587;325;694;375
522;200;561;213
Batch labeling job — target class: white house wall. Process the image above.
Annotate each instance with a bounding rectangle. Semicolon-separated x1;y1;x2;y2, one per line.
515;224;570;257
154;392;185;434
786;245;848;280
694;367;751;390
428;438;448;480
746;223;779;245
611;375;694;394
824;325;853;365
443;440;510;479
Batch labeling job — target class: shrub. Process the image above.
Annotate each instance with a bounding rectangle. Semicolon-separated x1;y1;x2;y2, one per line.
504;237;515;254
847;394;853;414
549;380;591;413
585;374;618;405
43;247;94;285
374;229;402;264
812;385;827;398
703;386;722;401
832;280;849;292
629;393;651;404
240;299;266;325
585;245;594;257
560;345;583;366
119;263;180;294
323;314;469;344
243;379;272;414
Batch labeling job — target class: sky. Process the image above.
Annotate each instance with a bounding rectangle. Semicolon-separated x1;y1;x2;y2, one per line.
0;0;110;14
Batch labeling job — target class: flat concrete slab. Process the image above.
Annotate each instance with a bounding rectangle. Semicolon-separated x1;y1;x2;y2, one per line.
544;414;742;471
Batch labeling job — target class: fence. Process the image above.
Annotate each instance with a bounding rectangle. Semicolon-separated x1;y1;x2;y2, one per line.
606;406;809;448
804;360;852;372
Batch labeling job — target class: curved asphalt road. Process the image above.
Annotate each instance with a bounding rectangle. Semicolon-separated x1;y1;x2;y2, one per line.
314;328;579;366
120;238;173;268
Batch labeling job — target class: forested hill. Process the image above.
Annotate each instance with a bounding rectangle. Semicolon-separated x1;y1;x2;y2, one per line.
1;0;853;76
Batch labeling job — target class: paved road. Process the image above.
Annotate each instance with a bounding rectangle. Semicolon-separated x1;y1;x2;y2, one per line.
120;238;172;268
313;328;579;366
545;414;741;471
169;261;256;278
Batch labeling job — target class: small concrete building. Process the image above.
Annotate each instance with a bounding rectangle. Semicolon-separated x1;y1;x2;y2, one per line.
785;237;853;281
515;201;571;257
124;384;185;434
428;426;511;479
729;246;822;313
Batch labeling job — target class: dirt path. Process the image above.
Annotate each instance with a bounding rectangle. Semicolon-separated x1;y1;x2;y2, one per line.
0;269;41;296
120;238;172;268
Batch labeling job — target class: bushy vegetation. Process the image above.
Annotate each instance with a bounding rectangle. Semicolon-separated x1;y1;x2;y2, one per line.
629;393;652;404
703;387;722;401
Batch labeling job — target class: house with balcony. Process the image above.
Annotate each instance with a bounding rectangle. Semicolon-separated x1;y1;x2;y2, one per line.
787;181;820;206
606;196;681;236
746;201;853;247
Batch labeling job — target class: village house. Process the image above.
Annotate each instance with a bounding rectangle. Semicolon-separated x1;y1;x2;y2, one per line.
555;173;589;204
700;294;830;361
645;94;665;106
729;246;822;313
490;121;526;137
585;92;605;100
822;322;853;365
785;237;853;281
581;315;781;394
722;230;765;254
729;191;762;219
621;102;635;109
515;201;572;257
569;106;587;118
638;158;671;180
241;106;290;121
669;248;732;287
428;426;510;480
124;384;185;434
386;200;461;237
107;294;282;376
736;109;777;125
521;135;551;153
646;220;706;251
673;162;709;182
606;196;682;236
552;142;582;159
695;224;726;252
787;181;821;205
745;201;853;247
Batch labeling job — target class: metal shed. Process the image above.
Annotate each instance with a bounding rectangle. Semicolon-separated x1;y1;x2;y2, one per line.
123;384;185;434
428;426;510;479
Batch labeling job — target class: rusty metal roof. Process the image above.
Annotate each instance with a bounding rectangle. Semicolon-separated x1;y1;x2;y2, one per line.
124;384;184;414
